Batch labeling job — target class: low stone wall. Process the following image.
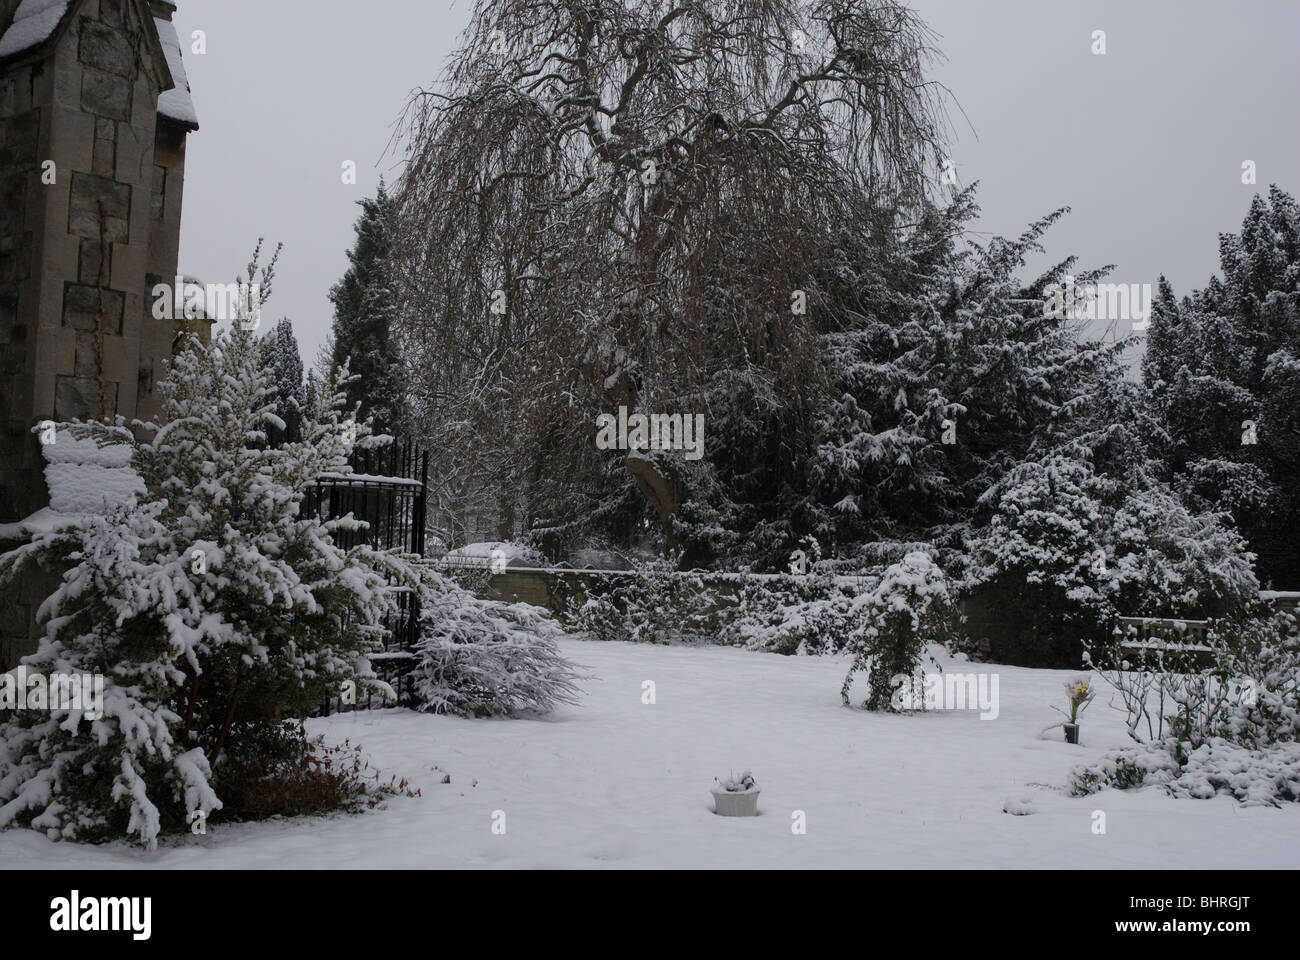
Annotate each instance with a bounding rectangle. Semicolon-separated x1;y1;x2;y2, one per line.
478;569;660;624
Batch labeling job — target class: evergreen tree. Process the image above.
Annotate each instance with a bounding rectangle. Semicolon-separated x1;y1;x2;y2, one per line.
1143;186;1300;586
330;181;405;435
0;328;413;847
805;190;1123;562
261;318;305;444
304;368;320;421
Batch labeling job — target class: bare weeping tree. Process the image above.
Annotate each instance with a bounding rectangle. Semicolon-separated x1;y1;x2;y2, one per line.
390;0;950;558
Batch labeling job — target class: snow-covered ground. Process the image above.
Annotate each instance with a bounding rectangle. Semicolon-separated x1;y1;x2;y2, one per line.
2;639;1297;868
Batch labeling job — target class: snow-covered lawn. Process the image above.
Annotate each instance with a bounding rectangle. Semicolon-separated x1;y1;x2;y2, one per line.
3;639;1297;868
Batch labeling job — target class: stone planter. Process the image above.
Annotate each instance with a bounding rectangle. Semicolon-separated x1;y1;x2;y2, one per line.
711;787;760;817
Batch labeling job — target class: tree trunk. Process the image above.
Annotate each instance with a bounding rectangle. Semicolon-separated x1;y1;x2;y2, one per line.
625;451;683;551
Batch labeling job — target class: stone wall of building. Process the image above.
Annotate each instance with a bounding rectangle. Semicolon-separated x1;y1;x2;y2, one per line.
0;0;188;669
0;551;61;668
0;0;173;525
0;40;49;523
139;115;185;419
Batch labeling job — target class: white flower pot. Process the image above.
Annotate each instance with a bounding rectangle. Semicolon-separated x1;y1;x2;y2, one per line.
711;788;760;817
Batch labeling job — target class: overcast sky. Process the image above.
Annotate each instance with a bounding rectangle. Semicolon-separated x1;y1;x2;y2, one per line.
175;0;1300;368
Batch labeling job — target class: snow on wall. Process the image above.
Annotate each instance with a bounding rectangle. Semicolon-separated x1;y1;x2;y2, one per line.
0;429;142;540
154;16;197;127
0;0;71;59
444;541;542;565
42;431;142;514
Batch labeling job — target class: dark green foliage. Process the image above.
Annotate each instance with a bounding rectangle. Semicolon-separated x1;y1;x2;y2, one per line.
1143;186;1300;587
262;318;304;444
330;181;405;434
971;573;1107;669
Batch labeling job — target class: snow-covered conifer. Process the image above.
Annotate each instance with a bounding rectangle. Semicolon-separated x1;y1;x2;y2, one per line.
0;326;410;847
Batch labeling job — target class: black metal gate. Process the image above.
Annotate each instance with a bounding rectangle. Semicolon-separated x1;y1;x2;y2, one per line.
304;441;428;714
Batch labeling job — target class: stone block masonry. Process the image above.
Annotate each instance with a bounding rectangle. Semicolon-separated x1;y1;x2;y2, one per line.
0;0;200;669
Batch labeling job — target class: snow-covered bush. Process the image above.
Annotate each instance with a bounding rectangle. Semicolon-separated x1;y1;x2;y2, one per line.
1072;612;1300;804
964;456;1115;666
562;555;714;644
1170;740;1300;804
0;324;415;848
1081;632;1233;747
1107;485;1258;621
841;552;954;711
411;573;584;717
1217;612;1300;748
1069;744;1181;796
717;572;858;654
1084;612;1296;750
965;454;1257;667
1071;740;1300;806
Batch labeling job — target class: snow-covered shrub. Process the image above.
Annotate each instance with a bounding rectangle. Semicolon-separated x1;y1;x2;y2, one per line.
1071;740;1300;806
841;552;954;711
964;456;1115;666
411;574;584;717
717;572;858;654
1107;485;1258;621
966;454;1257;667
1216;612;1300;749
1082;632;1237;748
1170;740;1300;804
562;588;626;643
1084;612;1296;751
562;555;714;644
1073;612;1300;804
1069;744;1181;796
0;324;415;848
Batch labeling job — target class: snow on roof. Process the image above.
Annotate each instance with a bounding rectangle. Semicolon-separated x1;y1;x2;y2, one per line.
154;15;197;128
0;429;143;541
0;5;198;130
0;0;72;60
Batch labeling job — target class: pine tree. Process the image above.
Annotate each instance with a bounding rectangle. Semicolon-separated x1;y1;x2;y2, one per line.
329;181;405;436
304;368;320;421
1143;186;1300;586
0;328;413;847
808;190;1130;564
261;318;304;444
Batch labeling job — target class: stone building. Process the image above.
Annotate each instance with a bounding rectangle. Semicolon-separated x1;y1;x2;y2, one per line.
0;0;198;668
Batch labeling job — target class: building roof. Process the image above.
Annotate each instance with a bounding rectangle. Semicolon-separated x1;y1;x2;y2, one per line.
0;0;72;60
153;14;197;129
0;0;197;131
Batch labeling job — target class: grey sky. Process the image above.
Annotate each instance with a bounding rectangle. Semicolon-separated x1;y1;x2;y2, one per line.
175;0;1300;368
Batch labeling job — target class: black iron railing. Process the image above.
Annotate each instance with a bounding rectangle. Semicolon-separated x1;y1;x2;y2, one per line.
306;441;428;716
